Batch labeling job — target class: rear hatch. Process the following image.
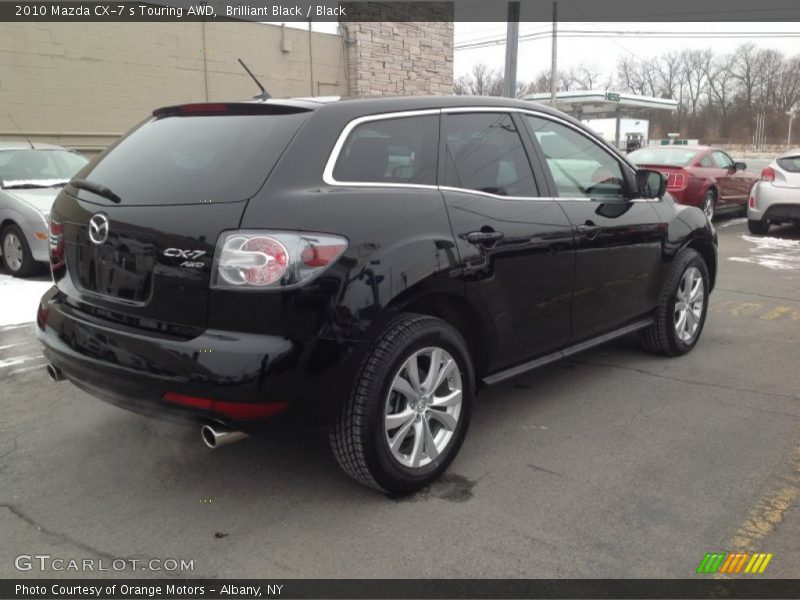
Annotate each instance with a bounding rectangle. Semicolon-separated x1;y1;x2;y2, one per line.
52;103;311;334
774;155;800;188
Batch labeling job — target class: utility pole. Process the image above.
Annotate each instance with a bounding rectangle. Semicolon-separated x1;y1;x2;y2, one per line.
550;0;558;105
503;1;520;98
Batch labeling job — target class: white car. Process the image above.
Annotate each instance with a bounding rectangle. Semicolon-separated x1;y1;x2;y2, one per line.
0;142;88;276
747;149;800;234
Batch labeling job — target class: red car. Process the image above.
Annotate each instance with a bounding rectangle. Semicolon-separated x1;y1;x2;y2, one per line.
628;146;758;220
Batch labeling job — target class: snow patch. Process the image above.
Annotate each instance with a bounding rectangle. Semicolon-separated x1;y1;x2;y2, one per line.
0;273;53;326
728;235;800;271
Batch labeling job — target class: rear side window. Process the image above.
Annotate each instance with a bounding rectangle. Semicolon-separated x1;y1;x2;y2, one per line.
443;113;538;197
777;156;800;172
74;112;310;205
332;114;438;185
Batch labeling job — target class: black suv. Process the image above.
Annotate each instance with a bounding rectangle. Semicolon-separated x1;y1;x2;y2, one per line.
38;96;716;493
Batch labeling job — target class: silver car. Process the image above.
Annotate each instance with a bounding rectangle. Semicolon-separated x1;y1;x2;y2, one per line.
0;142;89;276
747;149;800;234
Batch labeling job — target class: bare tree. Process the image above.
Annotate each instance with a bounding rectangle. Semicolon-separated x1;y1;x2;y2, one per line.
453;63;504;96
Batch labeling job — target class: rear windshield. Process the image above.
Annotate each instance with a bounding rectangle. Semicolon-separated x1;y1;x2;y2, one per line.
777;156;800;173
72;112;310;205
627;147;699;167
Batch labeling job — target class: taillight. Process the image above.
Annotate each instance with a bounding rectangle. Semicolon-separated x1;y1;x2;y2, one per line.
761;167;775;182
667;172;687;190
211;231;347;290
49;217;65;271
749;196;756;209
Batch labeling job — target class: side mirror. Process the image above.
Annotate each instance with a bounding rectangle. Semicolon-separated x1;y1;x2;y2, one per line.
734;161;747;171
636;169;667;199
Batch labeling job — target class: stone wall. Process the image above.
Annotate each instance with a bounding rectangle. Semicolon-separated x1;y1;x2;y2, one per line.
341;3;453;96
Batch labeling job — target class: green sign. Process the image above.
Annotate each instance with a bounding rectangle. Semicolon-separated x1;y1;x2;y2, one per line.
605;92;621;102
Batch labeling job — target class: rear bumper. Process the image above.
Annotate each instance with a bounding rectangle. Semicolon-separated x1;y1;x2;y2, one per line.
36;287;365;430
749;182;800;222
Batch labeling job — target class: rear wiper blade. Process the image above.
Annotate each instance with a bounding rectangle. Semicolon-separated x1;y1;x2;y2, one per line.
71;179;122;204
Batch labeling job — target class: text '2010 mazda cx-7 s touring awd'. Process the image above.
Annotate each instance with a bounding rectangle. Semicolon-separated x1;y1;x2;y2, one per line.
38;96;717;493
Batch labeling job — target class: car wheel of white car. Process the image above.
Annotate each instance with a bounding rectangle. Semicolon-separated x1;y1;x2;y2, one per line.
1;224;39;278
747;219;769;235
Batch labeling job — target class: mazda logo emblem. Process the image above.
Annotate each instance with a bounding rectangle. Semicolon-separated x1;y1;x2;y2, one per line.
88;214;109;245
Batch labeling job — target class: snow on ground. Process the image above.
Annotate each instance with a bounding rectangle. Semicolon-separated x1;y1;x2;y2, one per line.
729;234;800;271
0;272;53;326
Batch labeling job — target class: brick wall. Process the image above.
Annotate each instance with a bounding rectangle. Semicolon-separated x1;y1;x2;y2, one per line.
341;3;453;96
0;22;347;152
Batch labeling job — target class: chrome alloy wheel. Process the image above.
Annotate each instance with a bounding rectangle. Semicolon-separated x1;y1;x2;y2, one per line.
702;193;715;221
3;232;23;272
674;266;704;343
384;347;463;469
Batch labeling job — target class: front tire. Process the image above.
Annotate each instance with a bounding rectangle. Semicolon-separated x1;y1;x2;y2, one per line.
1;224;39;277
330;313;474;494
747;219;769;235
640;249;709;356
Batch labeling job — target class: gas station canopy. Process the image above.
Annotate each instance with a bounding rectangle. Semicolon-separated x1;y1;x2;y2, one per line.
523;90;679;118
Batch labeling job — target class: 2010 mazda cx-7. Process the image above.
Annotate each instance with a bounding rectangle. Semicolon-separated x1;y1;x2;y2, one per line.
37;96;717;493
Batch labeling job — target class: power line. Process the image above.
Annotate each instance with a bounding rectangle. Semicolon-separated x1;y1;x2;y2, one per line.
455;30;800;51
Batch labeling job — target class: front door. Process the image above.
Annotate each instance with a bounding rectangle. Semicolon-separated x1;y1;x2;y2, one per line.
522;114;666;341
440;111;575;371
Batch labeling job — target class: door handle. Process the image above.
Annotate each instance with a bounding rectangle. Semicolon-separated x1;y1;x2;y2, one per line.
466;230;504;245
576;221;599;240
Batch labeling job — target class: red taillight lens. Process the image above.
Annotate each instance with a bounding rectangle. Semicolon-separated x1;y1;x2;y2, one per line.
212;231;348;290
749;196;756;209
163;392;288;420
666;172;687;190
49;218;65;270
761;167;775;182
301;244;348;267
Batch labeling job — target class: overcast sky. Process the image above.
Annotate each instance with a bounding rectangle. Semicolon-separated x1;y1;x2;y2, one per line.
454;22;800;84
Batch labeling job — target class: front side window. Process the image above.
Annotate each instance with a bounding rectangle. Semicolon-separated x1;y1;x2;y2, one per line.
332;114;438;185
525;116;627;199
699;154;714;168
712;151;734;170
443;113;538;197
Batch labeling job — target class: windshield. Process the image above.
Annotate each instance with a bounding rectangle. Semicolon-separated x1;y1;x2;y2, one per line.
0;149;89;188
72;112;311;205
627;147;699;167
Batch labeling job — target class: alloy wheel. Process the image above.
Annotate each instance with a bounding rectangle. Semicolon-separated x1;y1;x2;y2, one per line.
3;232;23;272
384;347;463;469
674;266;704;343
702;193;715;221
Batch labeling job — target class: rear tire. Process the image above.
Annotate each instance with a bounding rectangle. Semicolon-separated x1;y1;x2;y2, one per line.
640;249;709;357
330;313;474;494
701;190;716;221
1;224;39;277
747;219;769;235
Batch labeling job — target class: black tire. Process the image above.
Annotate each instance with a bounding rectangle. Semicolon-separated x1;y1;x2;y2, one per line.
1;224;40;277
330;313;474;494
640;249;710;357
701;189;716;221
747;219;769;235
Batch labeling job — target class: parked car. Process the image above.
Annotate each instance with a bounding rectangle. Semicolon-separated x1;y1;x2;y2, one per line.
0;142;89;276
37;96;717;493
627;145;758;220
746;149;800;234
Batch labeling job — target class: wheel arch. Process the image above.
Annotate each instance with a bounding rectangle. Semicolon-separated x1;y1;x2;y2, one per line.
684;236;717;291
388;289;494;385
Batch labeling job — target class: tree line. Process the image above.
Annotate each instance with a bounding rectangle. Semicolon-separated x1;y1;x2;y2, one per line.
453;43;800;145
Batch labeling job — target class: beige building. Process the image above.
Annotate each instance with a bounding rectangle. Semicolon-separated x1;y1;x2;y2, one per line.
0;19;453;154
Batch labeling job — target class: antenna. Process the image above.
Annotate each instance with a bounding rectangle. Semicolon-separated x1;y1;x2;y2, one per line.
237;59;270;101
7;114;34;149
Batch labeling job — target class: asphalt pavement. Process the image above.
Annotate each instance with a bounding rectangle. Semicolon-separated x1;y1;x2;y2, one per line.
1;216;798;579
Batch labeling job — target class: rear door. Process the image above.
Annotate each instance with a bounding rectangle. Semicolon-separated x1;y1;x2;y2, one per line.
52;104;311;333
440;110;575;370
522;113;665;341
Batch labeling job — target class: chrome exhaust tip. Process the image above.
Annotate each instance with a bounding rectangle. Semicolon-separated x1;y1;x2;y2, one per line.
46;363;64;382
201;424;248;449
